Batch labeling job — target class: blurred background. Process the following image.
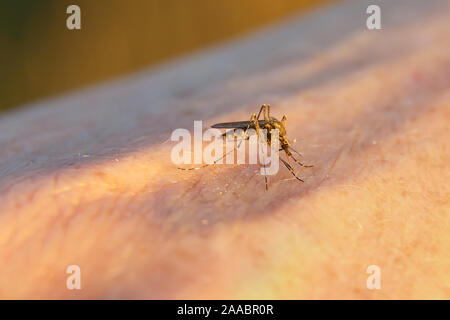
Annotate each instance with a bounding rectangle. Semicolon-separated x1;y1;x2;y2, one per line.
0;0;335;113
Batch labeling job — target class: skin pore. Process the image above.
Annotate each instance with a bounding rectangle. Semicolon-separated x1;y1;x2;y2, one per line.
0;0;449;299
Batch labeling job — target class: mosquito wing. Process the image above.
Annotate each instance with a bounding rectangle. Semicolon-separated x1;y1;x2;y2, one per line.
211;120;267;129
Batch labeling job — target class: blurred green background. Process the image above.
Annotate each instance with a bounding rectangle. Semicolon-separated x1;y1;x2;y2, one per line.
0;0;334;113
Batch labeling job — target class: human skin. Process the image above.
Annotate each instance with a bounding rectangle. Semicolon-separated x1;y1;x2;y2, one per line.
0;0;449;299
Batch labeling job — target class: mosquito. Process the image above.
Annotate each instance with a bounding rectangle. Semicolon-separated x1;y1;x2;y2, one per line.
178;104;313;190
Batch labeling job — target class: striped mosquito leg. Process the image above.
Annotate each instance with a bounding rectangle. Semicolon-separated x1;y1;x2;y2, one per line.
256;105;264;121
279;157;304;182
177;163;211;171
178;114;256;171
285;150;313;168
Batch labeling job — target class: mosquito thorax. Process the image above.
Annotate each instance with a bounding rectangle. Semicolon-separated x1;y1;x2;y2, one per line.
269;118;286;137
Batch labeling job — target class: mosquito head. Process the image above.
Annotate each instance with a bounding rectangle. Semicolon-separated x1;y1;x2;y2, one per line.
269;117;286;138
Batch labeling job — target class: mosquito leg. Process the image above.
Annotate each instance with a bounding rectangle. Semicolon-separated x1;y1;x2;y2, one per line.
259;128;269;190
279;157;304;182
178;121;252;171
282;145;293;167
287;145;303;157
261;136;269;191
256;105;264;121
221;130;237;141
260;104;269;122
262;162;268;190
178;113;258;171
221;130;250;142
177;143;236;170
263;104;268;122
285;149;314;168
228;112;257;153
253;115;260;134
252;114;269;190
178;164;210;171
